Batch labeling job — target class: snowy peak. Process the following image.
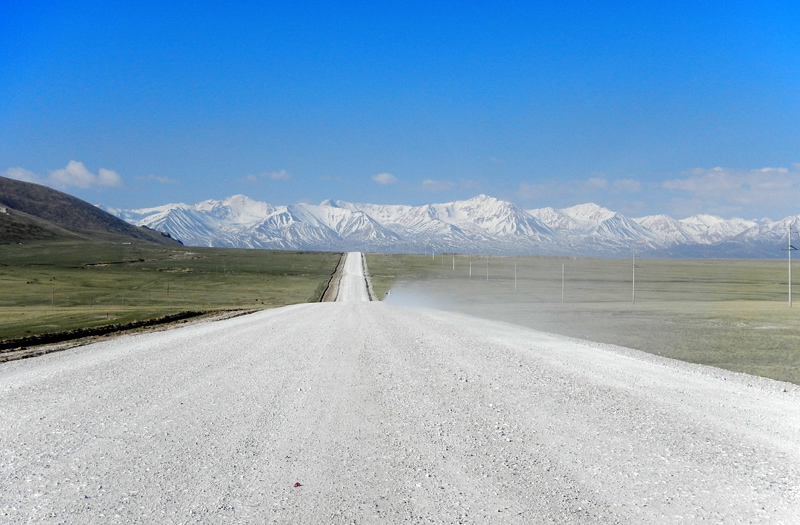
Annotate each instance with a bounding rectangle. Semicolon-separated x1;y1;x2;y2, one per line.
532;203;653;244
681;214;726;228
427;195;553;238
679;214;757;244
561;203;618;223
635;214;696;244
212;195;275;222
527;207;579;230
103;194;800;257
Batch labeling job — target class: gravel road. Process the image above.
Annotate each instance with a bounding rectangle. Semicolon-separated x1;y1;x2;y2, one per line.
2;252;799;523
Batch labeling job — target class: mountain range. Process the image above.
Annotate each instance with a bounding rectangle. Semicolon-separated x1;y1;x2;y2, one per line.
102;194;799;258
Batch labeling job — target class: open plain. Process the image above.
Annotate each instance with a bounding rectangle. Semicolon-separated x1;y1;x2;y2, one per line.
368;253;800;385
2;252;799;523
0;241;340;343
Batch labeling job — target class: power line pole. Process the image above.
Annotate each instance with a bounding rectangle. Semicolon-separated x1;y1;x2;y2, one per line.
785;223;797;307
514;259;517;292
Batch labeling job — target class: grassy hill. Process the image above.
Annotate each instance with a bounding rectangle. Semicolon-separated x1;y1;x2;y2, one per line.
0;176;181;246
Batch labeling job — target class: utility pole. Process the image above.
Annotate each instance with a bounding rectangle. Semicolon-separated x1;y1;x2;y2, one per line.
785;223;797;307
632;251;637;305
486;255;489;281
561;262;565;303
514;259;517;292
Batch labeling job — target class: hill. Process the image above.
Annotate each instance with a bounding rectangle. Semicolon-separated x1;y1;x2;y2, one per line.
0;176;181;246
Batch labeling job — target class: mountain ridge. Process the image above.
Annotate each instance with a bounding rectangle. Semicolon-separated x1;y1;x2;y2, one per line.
101;193;798;258
0;176;182;246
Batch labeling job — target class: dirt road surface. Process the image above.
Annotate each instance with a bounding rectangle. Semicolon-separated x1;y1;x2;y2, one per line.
2;252;799;523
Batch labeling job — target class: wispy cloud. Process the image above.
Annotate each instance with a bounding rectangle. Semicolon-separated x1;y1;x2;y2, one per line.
4;167;39;184
421;179;456;192
517;176;642;204
4;161;123;189
586;177;608;189
263;169;290;180
240;169;291;184
372;172;398;185
663;165;800;216
517;181;558;202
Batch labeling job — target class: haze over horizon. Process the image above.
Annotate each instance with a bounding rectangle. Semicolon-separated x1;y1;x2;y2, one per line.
2;2;798;220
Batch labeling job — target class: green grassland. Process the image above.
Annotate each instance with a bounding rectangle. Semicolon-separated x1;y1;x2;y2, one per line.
366;253;800;385
0;241;340;341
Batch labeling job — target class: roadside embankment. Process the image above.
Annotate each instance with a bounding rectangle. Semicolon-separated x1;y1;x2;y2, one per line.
0;310;254;363
319;252;347;302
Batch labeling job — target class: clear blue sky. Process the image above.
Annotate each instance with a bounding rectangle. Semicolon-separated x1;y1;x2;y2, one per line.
2;1;799;219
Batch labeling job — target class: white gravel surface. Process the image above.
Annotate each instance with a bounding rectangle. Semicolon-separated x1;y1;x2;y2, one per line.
336;252;371;303
2;252;800;523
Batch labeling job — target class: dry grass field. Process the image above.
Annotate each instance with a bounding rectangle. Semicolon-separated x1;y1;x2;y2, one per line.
0;241;340;342
366;253;800;385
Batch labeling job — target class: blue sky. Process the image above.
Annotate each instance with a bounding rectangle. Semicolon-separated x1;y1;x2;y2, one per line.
2;1;799;219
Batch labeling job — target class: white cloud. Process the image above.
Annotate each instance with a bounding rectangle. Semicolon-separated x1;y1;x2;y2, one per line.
50;161;97;188
518;176;642;204
4;167;41;184
517;182;553;201
97;168;123;187
372;172;398;185
240;170;290;184
5;161;123;190
586;177;608;189
663;165;800;216
263;169;290;180
421;179;456;192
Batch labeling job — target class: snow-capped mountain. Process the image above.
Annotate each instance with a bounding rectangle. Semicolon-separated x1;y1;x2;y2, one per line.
679;214;758;244
553;203;660;247
102;194;797;258
635;215;698;245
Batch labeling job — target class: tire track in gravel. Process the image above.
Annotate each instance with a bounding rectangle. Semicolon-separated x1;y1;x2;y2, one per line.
2;254;799;523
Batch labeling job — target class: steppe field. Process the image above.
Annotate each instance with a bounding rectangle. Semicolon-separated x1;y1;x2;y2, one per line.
3;252;800;523
4;243;799;385
367;253;800;385
0;241;340;344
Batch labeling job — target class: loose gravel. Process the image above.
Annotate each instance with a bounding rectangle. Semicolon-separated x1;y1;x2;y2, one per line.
1;253;799;523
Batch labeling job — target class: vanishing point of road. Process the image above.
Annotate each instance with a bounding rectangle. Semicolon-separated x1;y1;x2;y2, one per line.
2;252;799;523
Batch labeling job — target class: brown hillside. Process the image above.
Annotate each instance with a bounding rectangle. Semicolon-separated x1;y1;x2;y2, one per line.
0;176;181;245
